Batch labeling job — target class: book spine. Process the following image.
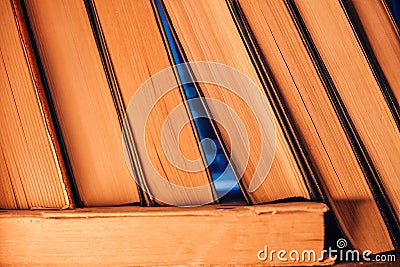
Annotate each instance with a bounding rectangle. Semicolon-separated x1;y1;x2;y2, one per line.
11;0;75;209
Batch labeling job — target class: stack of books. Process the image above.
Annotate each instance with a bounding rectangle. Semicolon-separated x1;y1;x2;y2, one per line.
0;0;398;265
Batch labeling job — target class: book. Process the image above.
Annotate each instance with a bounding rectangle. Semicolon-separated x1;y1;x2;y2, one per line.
232;0;394;253
0;202;330;266
0;0;73;209
23;0;140;206
292;0;400;250
162;0;313;204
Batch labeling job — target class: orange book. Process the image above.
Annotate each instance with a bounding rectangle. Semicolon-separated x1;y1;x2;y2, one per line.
0;203;329;266
0;0;73;209
24;0;141;206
